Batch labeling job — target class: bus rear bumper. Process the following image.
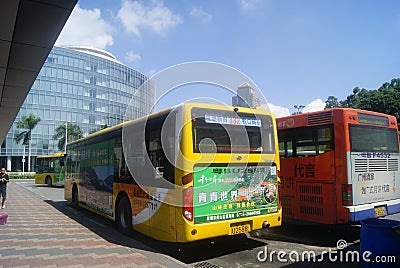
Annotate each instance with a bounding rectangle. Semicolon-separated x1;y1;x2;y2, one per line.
176;212;282;242
347;199;400;222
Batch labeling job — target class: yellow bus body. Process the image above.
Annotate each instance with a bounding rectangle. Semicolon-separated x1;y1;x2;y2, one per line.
65;102;282;242
35;172;53;184
35;153;66;186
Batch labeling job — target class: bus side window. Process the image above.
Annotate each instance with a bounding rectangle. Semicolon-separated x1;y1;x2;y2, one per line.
60;157;65;166
145;112;176;186
279;140;293;158
278;141;285;158
288;126;333;157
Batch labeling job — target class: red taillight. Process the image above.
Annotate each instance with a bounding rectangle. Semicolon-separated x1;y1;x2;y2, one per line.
182;173;193;185
183;187;193;221
342;184;353;206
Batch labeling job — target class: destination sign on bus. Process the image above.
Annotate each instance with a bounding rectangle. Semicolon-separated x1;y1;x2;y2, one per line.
358;113;388;126
205;114;261;127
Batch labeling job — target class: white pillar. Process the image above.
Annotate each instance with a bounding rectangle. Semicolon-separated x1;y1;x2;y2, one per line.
7;156;11;171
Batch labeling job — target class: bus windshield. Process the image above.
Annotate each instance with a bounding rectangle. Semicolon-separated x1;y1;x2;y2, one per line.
349;125;399;153
192;108;275;154
36;158;53;173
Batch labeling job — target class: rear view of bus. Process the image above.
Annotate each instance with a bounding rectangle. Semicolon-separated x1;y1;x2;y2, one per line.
346;111;400;221
176;103;281;241
65;102;281;242
277;108;400;224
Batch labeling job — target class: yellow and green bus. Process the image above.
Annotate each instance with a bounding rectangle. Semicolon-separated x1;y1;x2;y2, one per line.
64;102;281;242
35;152;66;186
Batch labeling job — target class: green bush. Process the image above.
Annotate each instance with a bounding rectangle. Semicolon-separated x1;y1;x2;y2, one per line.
8;172;35;179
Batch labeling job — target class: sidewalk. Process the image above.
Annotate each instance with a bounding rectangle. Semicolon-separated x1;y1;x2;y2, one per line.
0;181;185;268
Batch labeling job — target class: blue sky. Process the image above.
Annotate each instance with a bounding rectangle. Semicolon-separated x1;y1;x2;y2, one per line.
56;0;400;116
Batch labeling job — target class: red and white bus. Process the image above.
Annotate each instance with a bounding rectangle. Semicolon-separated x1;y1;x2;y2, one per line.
277;108;400;224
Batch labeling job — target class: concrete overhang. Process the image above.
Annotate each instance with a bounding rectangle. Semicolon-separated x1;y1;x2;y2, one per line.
0;0;77;143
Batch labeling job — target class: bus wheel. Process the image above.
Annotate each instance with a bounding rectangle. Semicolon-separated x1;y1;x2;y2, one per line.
116;196;132;235
45;176;52;187
71;184;79;207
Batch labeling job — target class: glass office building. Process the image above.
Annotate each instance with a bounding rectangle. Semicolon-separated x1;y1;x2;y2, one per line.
0;46;153;171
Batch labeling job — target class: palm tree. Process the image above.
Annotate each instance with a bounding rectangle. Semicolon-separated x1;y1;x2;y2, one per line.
53;122;83;151
15;114;41;172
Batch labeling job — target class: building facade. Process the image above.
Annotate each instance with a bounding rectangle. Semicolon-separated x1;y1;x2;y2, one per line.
232;82;260;108
0;46;153;171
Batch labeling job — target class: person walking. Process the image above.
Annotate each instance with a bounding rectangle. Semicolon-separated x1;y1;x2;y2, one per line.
0;167;9;209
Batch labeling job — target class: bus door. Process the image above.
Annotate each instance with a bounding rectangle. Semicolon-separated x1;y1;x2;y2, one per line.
280;125;336;223
53;157;65;185
293;152;336;224
142;112;177;241
296;126;336;223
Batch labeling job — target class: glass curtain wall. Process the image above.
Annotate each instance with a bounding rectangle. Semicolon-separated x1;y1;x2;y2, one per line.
0;46;153;171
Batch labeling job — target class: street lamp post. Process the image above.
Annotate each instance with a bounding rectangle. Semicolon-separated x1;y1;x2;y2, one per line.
22;146;25;174
294;105;305;114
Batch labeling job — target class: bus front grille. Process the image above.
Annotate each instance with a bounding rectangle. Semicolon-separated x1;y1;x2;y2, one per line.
388;159;399;171
354;158;399;172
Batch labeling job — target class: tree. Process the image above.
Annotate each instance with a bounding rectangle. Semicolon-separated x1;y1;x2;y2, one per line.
53;122;83;151
15;114;41;172
325;78;400;125
325;96;340;109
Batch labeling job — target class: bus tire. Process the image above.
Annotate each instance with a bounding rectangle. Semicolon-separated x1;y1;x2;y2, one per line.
116;196;132;235
71;184;79;207
45;176;52;187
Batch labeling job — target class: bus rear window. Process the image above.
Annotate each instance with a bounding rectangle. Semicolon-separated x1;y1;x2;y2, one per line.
349;125;399;153
192;108;275;154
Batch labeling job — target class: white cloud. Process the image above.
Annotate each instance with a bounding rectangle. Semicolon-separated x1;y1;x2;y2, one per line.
56;4;114;49
237;0;260;11
265;99;325;118
190;7;212;23
117;0;182;37
268;103;291;118
303;99;326;113
124;51;141;63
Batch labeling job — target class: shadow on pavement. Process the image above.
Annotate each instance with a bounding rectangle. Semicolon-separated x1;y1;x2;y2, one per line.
254;220;360;248
45;200;267;264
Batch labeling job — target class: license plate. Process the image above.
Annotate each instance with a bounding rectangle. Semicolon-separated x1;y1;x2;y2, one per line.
229;224;250;235
374;206;387;217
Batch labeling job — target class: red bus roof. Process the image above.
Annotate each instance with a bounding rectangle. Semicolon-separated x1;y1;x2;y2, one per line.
276;108;398;130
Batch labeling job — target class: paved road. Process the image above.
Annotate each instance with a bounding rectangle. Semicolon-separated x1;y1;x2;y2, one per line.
2;180;399;267
0;181;186;268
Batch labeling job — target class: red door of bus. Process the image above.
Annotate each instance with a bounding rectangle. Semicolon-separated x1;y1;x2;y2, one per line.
281;151;337;223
